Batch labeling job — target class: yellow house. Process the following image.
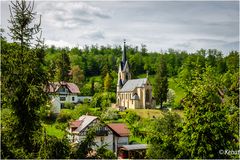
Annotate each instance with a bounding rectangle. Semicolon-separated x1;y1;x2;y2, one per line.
116;41;155;109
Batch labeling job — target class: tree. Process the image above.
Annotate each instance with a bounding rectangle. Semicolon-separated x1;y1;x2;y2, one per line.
38;134;70;159
177;67;238;159
2;0;48;157
71;65;85;87
55;50;71;81
146;112;182;159
154;56;168;108
104;73;112;92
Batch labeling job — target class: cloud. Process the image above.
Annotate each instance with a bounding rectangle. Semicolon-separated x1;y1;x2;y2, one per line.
45;39;80;48
2;1;238;54
36;2;110;29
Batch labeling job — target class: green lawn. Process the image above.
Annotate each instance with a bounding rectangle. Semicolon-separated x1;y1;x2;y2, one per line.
138;74;185;105
168;78;186;105
129;109;184;119
43;123;65;139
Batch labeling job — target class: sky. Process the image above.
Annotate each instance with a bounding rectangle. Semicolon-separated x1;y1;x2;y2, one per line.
1;0;239;54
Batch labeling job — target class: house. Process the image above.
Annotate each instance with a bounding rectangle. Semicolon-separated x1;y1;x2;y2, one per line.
107;123;130;153
67;115;130;153
47;82;80;113
116;41;156;109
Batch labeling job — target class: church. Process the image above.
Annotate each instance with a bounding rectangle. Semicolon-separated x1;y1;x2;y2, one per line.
116;41;155;109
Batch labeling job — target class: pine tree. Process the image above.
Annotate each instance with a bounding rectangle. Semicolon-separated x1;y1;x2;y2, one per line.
154;55;168;108
2;0;48;157
55;50;71;82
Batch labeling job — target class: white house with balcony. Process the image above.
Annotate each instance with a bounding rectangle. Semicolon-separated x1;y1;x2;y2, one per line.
47;82;80;114
67;115;130;154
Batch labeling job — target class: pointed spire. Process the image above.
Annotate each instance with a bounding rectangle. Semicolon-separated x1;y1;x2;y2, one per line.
122;39;127;64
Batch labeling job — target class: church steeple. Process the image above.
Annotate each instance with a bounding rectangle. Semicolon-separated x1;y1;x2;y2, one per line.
117;40;131;92
122;39;127;66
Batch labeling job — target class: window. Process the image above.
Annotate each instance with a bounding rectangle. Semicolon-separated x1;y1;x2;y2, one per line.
146;90;150;102
60;103;64;108
60;97;66;101
59;87;66;92
72;97;75;101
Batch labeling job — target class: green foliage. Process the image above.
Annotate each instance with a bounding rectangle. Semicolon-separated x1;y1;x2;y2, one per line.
72;104;91;118
2;0;48;157
38;134;70;159
101;108;119;121
94;144;117;159
166;88;176;106
123;110;141;125
177;67;239;159
63;102;75;109
55;51;71;81
70;124;98;158
90;92;116;110
104;73;113;92
71;65;85;87
154;55;168;107
146;112;182;159
57;110;72;123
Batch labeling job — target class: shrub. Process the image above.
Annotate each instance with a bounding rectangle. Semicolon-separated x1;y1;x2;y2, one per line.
123;110;140;124
64;102;75;109
57;111;71;123
101;108;119;121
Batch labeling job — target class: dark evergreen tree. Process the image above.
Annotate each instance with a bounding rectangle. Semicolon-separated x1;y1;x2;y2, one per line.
55;50;71;81
2;0;48;157
154;55;168;108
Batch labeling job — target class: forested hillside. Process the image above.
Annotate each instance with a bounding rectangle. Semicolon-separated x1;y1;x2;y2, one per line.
43;44;238;105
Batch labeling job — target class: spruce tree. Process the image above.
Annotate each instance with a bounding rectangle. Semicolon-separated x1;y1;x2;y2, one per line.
2;0;48;157
154;55;168;108
55;50;71;82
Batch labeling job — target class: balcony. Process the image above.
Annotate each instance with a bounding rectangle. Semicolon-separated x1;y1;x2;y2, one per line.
96;130;108;136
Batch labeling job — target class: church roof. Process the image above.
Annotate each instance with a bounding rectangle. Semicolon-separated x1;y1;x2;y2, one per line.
119;78;147;92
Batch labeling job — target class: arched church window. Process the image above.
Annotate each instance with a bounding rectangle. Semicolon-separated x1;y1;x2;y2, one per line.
146;90;150;102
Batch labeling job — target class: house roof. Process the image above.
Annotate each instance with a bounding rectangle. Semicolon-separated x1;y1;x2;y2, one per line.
70;120;83;128
120;144;148;151
107;123;130;137
47;82;80;93
70;115;98;133
119;78;147;92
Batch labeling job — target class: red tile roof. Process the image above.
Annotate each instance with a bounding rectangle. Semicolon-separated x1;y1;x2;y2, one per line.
107;123;130;137
46;82;80;93
70;120;83;128
67;83;80;93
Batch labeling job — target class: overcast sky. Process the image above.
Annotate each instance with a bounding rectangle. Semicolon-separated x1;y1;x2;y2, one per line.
1;1;239;54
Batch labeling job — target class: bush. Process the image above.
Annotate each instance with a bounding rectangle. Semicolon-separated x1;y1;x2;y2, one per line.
90;92;116;110
101;108;119;121
64;102;75;109
123;110;140;124
57;111;71;123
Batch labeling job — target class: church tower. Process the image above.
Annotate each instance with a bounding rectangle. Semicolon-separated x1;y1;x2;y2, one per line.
117;40;131;92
